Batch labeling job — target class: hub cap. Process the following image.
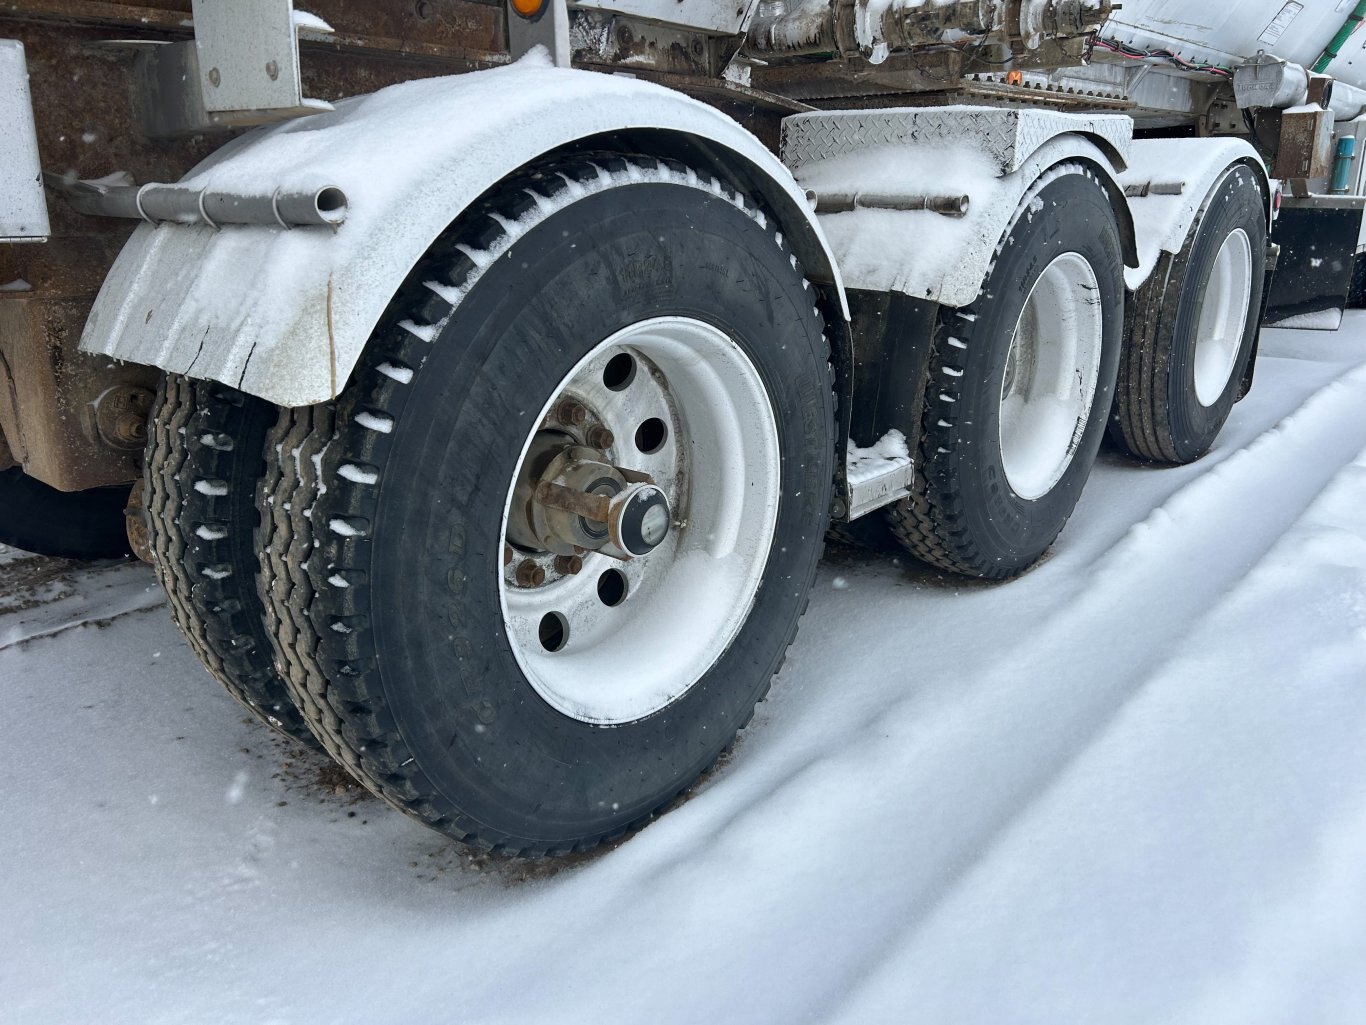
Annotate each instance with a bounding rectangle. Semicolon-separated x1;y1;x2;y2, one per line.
1193;228;1253;407
998;251;1104;501
499;317;781;725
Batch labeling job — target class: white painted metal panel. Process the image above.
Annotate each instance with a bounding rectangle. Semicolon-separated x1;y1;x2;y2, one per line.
789;133;1133;306
783;106;1133;175
784;108;1135;306
192;0;305;114
0;40;50;243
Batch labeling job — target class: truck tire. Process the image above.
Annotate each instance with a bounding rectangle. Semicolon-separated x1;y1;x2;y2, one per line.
1348;251;1366;310
1109;164;1266;463
888;164;1124;579
144;375;316;746
257;155;834;855
0;467;132;560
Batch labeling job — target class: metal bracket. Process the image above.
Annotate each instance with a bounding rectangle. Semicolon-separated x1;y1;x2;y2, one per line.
845;460;915;520
192;0;322;119
122;1;333;137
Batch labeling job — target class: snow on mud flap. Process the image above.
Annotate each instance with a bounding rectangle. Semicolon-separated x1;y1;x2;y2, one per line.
257;155;834;855
1109;164;1267;464
888;164;1124;579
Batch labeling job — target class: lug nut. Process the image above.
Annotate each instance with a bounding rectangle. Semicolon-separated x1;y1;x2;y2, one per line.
514;559;546;587
503;543;513;566
553;554;584;575
586;425;615;450
554;399;588;426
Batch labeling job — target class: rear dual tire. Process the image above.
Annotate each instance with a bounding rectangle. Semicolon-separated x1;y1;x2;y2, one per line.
1109;164;1266;464
143;376;317;746
889;165;1125;579
256;156;834;854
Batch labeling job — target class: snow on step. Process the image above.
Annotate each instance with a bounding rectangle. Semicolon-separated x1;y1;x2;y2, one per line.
845;429;910;487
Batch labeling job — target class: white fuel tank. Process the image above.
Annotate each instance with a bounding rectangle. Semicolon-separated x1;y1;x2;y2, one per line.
1105;0;1366;92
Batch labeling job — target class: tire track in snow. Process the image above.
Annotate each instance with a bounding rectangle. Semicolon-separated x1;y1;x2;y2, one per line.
824;441;1366;1025
446;361;1366;1025
665;362;1366;875
0;554;162;651
789;362;1366;1022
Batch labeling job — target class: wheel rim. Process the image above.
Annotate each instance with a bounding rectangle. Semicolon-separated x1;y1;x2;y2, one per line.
998;251;1104;501
1193;227;1253;407
498;317;781;725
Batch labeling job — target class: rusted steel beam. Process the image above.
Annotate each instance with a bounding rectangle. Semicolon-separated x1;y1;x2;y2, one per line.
0;294;157;490
0;1;190;32
0;0;509;68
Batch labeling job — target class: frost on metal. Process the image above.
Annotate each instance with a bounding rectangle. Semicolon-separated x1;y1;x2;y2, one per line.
847;429;911;487
1119;137;1267;291
785;108;1134;306
79;52;841;408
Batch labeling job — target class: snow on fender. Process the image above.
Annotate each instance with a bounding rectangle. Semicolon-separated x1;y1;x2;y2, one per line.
78;50;847;408
784;106;1140;308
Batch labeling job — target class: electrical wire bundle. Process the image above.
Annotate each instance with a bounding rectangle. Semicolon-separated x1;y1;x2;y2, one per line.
1092;36;1233;78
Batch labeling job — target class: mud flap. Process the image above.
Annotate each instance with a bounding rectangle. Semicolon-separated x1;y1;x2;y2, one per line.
1264;195;1365;331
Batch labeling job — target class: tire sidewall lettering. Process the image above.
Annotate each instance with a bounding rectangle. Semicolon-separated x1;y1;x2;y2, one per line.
359;182;833;838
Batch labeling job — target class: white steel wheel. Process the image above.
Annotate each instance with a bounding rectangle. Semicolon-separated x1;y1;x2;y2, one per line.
998;252;1104;501
500;318;781;725
887;164;1124;579
256;153;834;855
1109;163;1268;465
1192;228;1253;407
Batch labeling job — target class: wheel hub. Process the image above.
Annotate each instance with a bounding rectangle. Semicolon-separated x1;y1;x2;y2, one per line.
998;250;1103;501
508;439;672;559
498;317;782;725
1193;227;1253;407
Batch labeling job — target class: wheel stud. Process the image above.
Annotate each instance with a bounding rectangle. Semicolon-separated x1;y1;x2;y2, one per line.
554;399;588;426
553;554;584;575
586;425;615;450
515;559;546;587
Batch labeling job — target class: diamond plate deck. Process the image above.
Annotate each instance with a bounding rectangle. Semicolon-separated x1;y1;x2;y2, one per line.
781;106;1133;175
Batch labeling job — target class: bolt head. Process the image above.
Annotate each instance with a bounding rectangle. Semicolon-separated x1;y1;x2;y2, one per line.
554;399;588;426
515;559;546;587
553;554;584;575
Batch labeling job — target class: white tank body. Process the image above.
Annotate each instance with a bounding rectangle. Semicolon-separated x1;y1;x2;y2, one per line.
1105;0;1366;89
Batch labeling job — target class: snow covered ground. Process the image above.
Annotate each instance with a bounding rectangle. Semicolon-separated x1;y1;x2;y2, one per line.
4;319;1366;1025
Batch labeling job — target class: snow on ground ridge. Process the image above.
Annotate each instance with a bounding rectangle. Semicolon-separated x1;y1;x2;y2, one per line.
3;319;1366;1024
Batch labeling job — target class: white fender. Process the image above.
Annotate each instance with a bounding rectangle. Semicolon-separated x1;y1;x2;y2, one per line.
79;53;847;407
1119;137;1271;292
785;108;1140;308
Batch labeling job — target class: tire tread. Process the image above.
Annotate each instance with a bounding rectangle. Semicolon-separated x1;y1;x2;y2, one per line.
257;155;831;856
145;375;316;745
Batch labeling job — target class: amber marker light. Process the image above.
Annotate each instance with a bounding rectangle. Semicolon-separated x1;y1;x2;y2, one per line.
511;0;545;18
